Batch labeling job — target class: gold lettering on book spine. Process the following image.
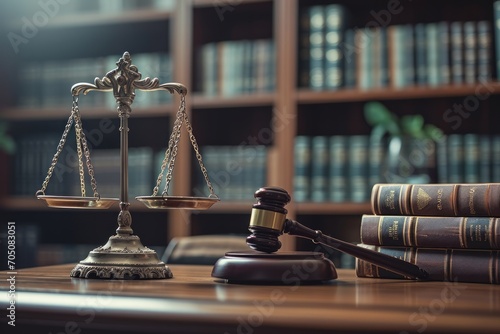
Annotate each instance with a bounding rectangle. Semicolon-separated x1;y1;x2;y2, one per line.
468;187;476;215
385;190;396;210
416;188;432;210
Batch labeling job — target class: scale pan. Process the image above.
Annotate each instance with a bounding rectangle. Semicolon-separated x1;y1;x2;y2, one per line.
135;196;219;210
37;195;119;209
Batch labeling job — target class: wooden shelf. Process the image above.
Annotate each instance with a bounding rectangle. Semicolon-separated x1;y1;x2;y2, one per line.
192;0;271;7
6;9;172;30
192;92;275;109
1;104;176;120
295;202;372;215
297;82;500;104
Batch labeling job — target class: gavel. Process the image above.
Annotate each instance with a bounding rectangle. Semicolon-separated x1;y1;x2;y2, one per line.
246;186;429;280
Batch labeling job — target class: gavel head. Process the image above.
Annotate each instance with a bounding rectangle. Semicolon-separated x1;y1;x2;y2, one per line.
246;186;291;253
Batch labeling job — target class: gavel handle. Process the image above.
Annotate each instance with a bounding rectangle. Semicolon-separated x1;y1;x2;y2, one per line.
284;219;429;280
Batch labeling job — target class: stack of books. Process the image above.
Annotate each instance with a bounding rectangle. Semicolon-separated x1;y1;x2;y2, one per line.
355;183;500;284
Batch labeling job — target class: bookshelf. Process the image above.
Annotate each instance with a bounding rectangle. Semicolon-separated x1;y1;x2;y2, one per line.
1;0;499;269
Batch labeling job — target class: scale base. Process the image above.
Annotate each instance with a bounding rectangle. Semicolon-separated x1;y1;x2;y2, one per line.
70;234;172;280
211;251;337;284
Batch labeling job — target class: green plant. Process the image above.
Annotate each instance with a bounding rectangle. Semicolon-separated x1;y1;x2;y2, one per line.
363;102;443;141
0;121;15;154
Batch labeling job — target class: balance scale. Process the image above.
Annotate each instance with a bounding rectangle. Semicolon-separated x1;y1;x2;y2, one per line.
36;52;219;280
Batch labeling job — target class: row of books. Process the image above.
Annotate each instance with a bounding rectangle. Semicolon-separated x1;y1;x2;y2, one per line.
18;52;172;109
12;134;167;198
299;3;494;90
436;134;500;184
197;39;275;97
196;145;267;201
293;135;435;203
356;183;500;284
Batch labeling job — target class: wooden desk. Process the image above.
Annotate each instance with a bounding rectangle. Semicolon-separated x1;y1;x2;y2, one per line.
1;264;499;333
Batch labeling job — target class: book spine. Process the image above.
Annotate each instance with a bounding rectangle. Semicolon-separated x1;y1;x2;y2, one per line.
360;214;500;249
343;29;357;88
495;1;500;79
447;134;464;183
436;136;448;183
463;133;480;183
293;136;312;202
371;183;500;217
311;136;329;202
426;23;440;86
355;245;500;284
348;135;369;202
308;6;326;90
356;28;373;89
477;20;492;82
324;4;345;90
298;9;311;88
450;22;464;84
479;135;491;183
329;136;348;202
414;23;428;86
464;21;477;84
437;21;451;85
492;135;500;182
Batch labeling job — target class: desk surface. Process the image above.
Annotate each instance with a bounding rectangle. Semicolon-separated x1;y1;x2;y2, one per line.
1;264;499;334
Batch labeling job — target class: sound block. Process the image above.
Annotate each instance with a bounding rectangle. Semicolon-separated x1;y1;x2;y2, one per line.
211;251;337;284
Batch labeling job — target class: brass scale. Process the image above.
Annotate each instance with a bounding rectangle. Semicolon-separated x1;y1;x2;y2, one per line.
36;52;219;279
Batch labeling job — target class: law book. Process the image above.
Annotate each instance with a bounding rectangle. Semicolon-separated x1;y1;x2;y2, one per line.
324;4;346;90
372;27;389;88
492;135;500;182
356;28;373;89
425;23;440;86
495;1;500;79
463;21;477;84
342;28;357;88
355;244;500;284
450;21;464;84
360;214;500;249
308;5;326;90
389;25;415;88
437;21;451;85
298;9;311;88
463;133;480;183
329;135;348;202
293;136;312;202
477;20;492;82
348;135;369;202
447;133;464;183
371;183;500;217
414;23;428;86
311;136;329;202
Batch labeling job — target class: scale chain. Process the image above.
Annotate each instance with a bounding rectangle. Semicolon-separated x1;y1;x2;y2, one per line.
36;114;74;196
161;96;185;196
152;94;218;199
181;97;218;198
73;99;86;196
152;96;184;196
72;98;100;199
36;97;100;199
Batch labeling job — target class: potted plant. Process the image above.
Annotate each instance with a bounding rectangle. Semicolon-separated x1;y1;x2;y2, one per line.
363;102;443;183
